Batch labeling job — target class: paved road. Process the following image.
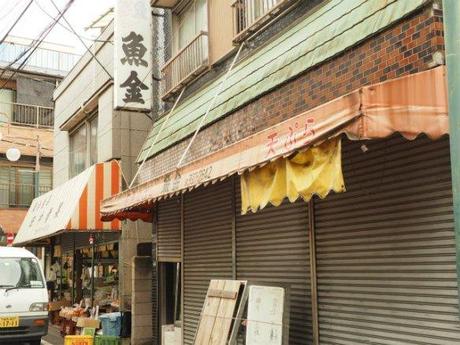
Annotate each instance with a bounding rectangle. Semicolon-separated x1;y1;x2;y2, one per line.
41;325;63;345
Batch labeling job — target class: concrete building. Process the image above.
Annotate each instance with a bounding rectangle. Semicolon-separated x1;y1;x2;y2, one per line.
51;19;153;337
0;36;79;246
102;0;460;344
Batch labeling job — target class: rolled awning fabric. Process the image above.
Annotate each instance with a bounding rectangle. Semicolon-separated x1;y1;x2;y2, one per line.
101;66;448;222
240;138;344;214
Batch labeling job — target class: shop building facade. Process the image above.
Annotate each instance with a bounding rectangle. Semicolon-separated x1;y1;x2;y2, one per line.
51;20;153;315
101;0;459;344
0;37;79;249
13;18;155;343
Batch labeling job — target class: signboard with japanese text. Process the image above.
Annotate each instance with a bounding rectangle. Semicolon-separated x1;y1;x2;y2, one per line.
13;167;94;246
14;161;122;246
114;0;153;111
246;285;285;345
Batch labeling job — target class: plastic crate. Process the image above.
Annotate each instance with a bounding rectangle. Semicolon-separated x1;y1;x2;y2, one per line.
99;312;121;336
82;327;96;336
94;335;121;345
64;335;94;345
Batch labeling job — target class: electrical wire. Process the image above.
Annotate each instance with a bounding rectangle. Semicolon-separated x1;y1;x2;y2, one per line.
0;0;24;22
0;0;34;48
0;4;62;82
0;0;75;92
48;0;113;80
33;0;114;44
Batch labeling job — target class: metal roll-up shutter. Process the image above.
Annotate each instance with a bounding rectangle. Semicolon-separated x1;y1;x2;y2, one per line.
157;197;182;262
152;243;159;345
314;135;460;345
235;183;312;345
183;180;233;345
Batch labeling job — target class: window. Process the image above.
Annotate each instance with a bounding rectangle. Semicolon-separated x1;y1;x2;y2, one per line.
176;0;208;52
89;116;98;166
69;115;98;178
0;165;52;208
0;89;16;123
70;124;87;177
0;257;45;289
232;0;300;42
163;0;209;99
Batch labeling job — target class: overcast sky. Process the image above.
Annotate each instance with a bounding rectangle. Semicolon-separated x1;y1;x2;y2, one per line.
0;0;115;54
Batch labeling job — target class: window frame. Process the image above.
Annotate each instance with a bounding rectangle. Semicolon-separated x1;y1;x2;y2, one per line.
174;0;208;54
69;112;98;178
0;163;52;208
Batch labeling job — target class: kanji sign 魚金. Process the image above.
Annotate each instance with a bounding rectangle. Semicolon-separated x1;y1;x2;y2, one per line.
114;0;152;111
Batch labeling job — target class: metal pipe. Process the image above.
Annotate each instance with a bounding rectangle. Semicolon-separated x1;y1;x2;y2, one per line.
130;86;186;188
442;0;460;309
72;233;75;304
90;234;95;308
176;42;245;169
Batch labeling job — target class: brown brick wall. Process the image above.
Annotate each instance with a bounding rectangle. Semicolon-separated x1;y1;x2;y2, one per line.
0;208;27;234
139;3;444;184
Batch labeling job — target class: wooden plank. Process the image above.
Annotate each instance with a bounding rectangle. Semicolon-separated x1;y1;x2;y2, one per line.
209;280;242;345
208;289;238;299
194;280;225;345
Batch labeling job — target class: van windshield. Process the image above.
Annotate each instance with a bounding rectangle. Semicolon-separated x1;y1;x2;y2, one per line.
0;257;44;289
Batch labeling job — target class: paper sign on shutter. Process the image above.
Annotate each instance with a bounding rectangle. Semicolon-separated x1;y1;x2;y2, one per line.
114;0;152;111
246;285;285;345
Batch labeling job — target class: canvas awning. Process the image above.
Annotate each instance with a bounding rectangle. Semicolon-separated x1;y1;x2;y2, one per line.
101;66;448;222
14;161;121;246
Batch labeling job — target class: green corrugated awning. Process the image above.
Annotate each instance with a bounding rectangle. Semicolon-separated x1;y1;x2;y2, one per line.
138;0;427;162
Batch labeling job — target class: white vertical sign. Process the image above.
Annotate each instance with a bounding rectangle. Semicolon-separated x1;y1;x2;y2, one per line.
246;285;285;345
114;0;152;111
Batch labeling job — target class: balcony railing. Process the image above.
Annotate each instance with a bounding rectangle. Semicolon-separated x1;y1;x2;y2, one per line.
0;183;52;208
0;102;54;128
161;31;209;100
232;0;299;42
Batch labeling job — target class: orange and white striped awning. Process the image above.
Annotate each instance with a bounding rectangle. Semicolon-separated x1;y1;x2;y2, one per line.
14;161;121;246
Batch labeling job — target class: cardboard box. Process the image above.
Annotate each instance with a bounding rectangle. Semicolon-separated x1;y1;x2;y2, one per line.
49;299;71;311
76;317;101;329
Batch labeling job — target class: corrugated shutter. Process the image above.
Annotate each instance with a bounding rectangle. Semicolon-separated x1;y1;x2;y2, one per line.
152;243;159;345
157;197;182;262
235;183;312;345
183;180;233;345
314;135;460;345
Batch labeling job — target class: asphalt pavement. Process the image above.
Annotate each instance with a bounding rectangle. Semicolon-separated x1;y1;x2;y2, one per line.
41;325;63;345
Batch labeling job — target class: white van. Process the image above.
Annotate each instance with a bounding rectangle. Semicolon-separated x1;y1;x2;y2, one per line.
0;247;48;345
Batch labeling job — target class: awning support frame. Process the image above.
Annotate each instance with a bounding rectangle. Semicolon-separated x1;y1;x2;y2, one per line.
176;42;245;168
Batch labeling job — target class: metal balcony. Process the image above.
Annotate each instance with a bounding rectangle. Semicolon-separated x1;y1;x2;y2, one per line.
232;0;300;43
0;101;54;128
161;31;209;100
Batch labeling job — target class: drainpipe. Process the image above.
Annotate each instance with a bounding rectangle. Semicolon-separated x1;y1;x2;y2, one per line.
442;0;460;307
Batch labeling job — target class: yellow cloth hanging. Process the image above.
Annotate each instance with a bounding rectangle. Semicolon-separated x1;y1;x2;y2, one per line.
241;137;345;214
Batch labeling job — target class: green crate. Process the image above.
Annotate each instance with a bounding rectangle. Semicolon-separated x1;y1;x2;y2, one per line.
82;327;96;336
94;335;121;345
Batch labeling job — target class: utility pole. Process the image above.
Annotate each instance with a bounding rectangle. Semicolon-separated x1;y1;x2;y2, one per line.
34;135;40;198
442;0;460;308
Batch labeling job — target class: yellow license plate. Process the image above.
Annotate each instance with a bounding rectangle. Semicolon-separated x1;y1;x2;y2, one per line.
0;316;19;328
